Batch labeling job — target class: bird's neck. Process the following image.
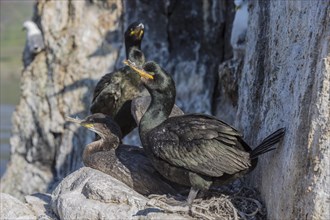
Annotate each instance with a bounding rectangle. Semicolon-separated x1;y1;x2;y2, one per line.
125;44;140;59
83;137;119;166
139;90;175;137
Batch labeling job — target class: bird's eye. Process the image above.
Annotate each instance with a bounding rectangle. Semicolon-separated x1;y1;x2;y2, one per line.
130;30;135;36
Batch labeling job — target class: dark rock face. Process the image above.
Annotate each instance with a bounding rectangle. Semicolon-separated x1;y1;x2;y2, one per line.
235;2;330;219
124;0;234;114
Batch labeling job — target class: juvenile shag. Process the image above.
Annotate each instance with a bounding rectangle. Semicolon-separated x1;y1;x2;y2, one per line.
66;113;180;195
125;61;285;208
90;22;147;137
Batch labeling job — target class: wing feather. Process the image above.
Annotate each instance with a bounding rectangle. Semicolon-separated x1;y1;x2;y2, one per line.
90;72;120;116
148;114;251;177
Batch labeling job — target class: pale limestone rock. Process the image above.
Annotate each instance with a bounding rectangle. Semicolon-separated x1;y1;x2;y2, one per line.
51;167;189;220
25;193;57;220
0;193;36;220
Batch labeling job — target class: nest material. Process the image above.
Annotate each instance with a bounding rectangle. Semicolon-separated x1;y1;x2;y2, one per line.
147;185;267;220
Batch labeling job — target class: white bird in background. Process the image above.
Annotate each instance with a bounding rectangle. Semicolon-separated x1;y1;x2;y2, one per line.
230;0;248;59
22;20;45;54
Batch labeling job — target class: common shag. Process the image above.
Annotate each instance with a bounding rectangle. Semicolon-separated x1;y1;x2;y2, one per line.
66;113;180;195
90;22;147;137
125;61;285;208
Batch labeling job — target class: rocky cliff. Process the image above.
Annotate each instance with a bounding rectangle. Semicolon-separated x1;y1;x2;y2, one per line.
1;0;329;219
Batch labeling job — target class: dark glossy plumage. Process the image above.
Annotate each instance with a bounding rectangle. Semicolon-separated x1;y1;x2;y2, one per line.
66;113;180;196
148;114;251;177
126;61;285;205
90;22;147;136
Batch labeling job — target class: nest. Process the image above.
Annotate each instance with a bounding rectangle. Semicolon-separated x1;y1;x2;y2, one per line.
147;184;266;220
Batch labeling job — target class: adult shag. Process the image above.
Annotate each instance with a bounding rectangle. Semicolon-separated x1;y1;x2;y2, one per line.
125;61;285;208
66;113;180;195
90;22;147;137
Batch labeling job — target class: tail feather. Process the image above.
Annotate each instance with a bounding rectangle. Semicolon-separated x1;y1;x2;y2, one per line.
250;128;286;159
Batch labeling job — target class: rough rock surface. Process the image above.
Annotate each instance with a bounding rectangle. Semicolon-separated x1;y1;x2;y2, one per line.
0;193;36;220
1;168;190;220
0;192;57;220
25;193;57;220
213;59;243;124
235;1;330;219
51;167;189;220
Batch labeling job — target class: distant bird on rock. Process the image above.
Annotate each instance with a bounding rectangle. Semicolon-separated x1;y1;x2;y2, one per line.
22;20;45;67
22;20;45;54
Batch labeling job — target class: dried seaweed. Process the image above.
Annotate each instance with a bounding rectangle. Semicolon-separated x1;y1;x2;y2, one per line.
147;185;267;220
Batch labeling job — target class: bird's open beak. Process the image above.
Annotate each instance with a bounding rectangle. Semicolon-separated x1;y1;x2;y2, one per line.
123;60;154;80
136;29;144;39
66;116;94;129
130;23;144;39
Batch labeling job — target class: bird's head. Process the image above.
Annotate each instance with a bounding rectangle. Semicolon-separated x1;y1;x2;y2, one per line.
124;60;175;96
22;21;36;31
66;113;122;142
22;20;42;36
124;22;144;48
22;21;31;30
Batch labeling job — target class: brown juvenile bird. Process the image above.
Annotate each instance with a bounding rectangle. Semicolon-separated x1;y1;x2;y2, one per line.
66;113;180;196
